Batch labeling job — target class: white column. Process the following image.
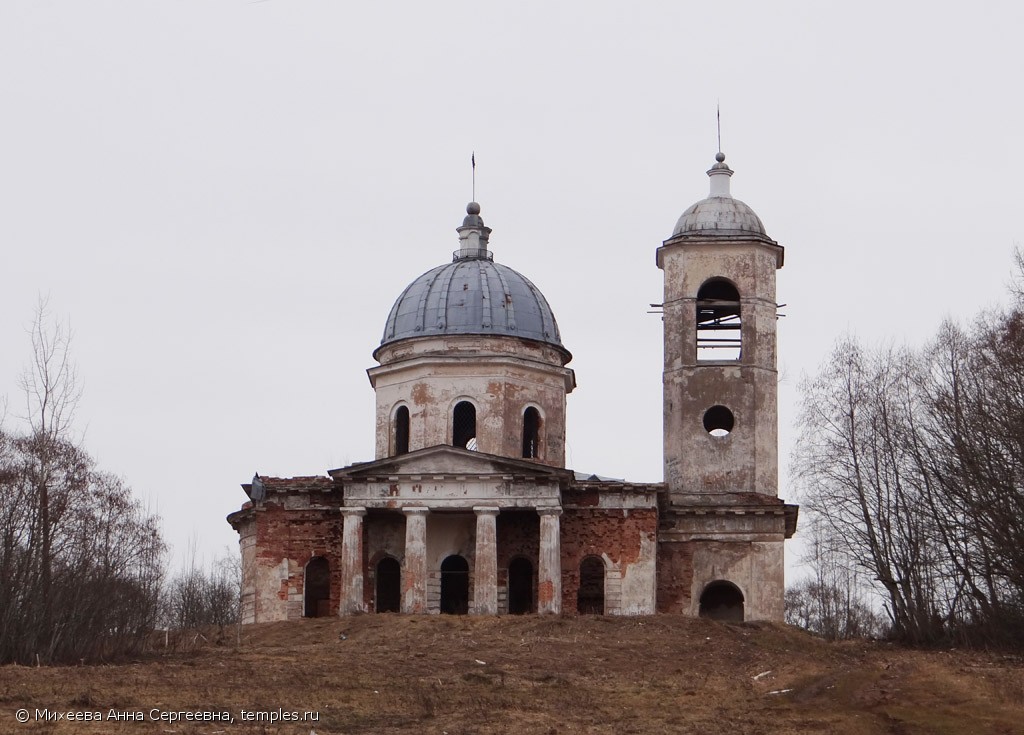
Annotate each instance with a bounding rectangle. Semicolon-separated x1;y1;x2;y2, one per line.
473;507;499;615
339;507;366;615
537;507;562;614
402;507;429;614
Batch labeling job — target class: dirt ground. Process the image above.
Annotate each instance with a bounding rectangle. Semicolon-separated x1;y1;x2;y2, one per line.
1;615;1022;734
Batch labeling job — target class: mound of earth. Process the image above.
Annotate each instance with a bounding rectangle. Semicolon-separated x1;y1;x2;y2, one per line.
2;615;1022;734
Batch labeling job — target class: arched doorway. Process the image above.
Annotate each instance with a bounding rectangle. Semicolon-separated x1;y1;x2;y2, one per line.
375;557;401;613
508;557;533;614
304;556;330;618
440;555;470;614
699;581;745;622
577;556;605;614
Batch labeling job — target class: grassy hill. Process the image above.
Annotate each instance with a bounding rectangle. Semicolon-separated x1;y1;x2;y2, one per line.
1;615;1022;734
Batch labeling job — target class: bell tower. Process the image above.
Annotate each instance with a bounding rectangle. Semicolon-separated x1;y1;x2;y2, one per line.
655;152;792;621
657;152;784;502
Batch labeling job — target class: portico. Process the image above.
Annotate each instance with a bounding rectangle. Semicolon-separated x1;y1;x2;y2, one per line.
339;504;563;615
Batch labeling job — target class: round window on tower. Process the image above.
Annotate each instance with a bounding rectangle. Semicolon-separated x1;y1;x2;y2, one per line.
703;405;734;438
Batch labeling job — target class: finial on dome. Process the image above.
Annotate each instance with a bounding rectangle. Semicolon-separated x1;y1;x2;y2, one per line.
707;151;734;197
455;200;492;260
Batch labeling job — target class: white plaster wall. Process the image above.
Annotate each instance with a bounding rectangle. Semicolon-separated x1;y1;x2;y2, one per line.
689;539;785;621
370;336;573;466
616;530;658;615
659;241;781;498
346;477;560;510
237;519;257;624
254;556;294;622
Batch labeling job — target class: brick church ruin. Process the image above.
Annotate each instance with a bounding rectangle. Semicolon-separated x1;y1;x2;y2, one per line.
228;152;798;623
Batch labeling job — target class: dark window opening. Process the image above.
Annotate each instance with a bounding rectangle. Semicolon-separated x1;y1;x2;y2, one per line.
508;557;534;614
703;405;735;437
440;555;470;614
304;556;331;618
375;557;401;613
453;401;477;450
577;556;605;615
394;406;410;456
522;407;541;459
699;581;744;622
697;279;741;361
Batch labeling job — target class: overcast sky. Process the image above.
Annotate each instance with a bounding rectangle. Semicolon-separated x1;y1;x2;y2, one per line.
2;2;1022;576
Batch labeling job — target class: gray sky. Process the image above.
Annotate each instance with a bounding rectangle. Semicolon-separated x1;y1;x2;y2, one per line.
2;2;1022;575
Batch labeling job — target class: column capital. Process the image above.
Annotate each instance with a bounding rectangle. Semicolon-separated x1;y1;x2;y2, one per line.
402;506;430;516
340;506;367;517
537;507;562;517
473;506;501;516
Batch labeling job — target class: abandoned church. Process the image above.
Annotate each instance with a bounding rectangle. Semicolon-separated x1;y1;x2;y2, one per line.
227;152;798;623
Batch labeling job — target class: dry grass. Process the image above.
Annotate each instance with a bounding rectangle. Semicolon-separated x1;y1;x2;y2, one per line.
1;615;1022;734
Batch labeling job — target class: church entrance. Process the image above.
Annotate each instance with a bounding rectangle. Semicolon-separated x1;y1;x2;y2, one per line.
507;557;533;614
577;556;605;614
375;557;401;613
440;555;470;614
304;556;330;618
699;581;744;622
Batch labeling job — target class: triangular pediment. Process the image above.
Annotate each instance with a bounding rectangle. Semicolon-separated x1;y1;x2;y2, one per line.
329;445;570;481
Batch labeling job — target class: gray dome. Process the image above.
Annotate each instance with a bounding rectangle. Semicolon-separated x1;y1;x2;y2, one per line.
671;153;770;239
378;202;564;353
380;258;563;349
672;196;766;237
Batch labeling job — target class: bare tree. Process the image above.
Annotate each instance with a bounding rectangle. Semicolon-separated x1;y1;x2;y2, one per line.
16;298;82;642
0;302;165;663
162;542;241;630
1010;245;1024;302
794;338;948;642
795;258;1024;648
918;313;1024;644
785;522;885;640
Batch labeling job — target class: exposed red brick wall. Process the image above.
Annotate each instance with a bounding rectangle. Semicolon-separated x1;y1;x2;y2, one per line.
560;508;657;613
656;541;695;613
496;510;540;599
253;502;343;618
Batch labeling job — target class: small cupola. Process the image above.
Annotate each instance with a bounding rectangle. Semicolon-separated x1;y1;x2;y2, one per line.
671;152;769;239
455;202;493;261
